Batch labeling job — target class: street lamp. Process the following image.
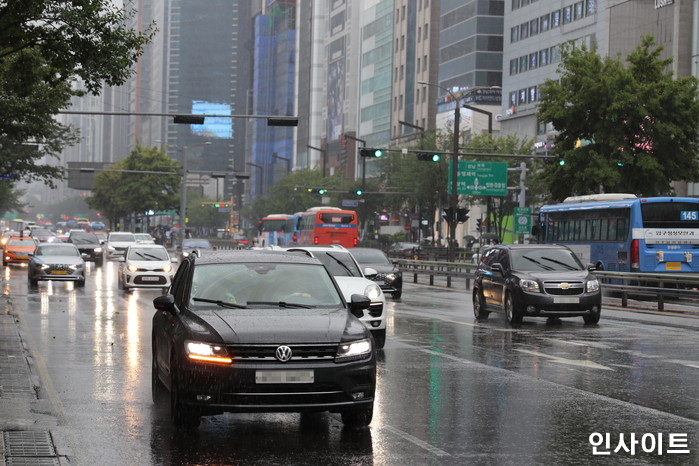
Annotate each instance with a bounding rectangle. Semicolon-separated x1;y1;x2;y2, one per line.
271;152;291;172
246;162;264;197
418;80;461;262
306;145;327;176
462;104;493;135
209;172;226;201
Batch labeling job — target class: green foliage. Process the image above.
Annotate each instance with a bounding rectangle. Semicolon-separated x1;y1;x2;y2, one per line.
187;195;229;229
86;145;180;228
0;1;155;186
536;36;699;200
0;183;24;217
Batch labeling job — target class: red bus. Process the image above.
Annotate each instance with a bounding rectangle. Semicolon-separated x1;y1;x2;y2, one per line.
297;207;359;248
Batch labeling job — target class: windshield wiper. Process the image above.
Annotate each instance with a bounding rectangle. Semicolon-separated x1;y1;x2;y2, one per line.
192;297;247;309
247;301;314;309
520;255;555;271
325;252;357;276
539;256;579;271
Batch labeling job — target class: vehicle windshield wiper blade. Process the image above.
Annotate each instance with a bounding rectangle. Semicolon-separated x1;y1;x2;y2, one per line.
539;256;579;270
247;301;315;309
325;252;356;276
520;255;555;271
192;297;247;309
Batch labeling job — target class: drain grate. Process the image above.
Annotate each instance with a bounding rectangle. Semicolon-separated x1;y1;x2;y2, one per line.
3;431;56;457
6;458;61;466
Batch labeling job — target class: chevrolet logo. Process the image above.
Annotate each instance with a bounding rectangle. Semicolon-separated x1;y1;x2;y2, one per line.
558;283;571;289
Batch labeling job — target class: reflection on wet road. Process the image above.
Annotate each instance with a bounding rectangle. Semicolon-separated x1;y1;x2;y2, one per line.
5;261;698;464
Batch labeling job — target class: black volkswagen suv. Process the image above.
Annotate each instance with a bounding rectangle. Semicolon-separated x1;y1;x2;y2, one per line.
473;244;602;325
152;250;376;428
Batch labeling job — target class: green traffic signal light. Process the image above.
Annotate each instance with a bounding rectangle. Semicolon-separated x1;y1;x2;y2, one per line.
431;153;441;162
355;189;363;195
559;159;566;166
373;149;383;158
318;188;327;195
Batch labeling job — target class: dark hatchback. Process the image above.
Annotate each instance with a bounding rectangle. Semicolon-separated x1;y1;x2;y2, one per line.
152;250;376;429
350;247;403;299
473;244;602;325
67;231;104;266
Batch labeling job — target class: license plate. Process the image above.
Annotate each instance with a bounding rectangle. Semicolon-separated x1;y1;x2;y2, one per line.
665;261;681;271
50;270;68;275
141;276;160;281
553;297;579;304
255;370;314;384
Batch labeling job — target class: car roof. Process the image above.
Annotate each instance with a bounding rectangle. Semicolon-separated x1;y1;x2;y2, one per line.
282;245;349;252
490;244;571;251
194;249;323;266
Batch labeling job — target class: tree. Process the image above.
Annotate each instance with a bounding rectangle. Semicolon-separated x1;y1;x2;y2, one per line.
536;36;699;201
0;1;155;186
86;145;179;229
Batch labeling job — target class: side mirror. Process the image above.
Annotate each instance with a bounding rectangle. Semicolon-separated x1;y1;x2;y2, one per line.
81;253;90;259
348;293;371;319
171;257;178;263
118;256;125;262
153;294;176;314
491;263;503;273
363;267;378;279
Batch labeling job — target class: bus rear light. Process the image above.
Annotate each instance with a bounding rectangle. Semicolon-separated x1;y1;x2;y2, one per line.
314;236;319;244
630;239;640;271
353;237;358;247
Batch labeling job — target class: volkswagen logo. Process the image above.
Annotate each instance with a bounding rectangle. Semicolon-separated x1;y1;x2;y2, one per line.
275;345;293;362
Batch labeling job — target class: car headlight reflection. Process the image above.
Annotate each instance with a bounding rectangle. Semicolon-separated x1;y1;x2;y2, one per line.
520;279;540;292
587;279;600;293
335;338;372;362
365;283;382;301
185;340;232;364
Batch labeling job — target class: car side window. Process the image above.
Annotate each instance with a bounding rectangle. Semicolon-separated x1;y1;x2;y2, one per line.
498;250;510;271
482;248;498;267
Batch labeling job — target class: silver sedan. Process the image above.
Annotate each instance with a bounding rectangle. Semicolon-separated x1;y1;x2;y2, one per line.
27;243;86;287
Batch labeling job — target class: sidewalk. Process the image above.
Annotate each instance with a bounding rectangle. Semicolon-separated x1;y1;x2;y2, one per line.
0;290;66;465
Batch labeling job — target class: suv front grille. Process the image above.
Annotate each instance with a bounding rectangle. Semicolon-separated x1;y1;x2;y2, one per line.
543;281;585;296
227;343;338;363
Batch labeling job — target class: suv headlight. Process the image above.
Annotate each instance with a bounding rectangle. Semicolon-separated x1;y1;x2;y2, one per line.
336;338;372;362
520;279;540;292
185;340;232;364
364;283;382;301
586;279;600;293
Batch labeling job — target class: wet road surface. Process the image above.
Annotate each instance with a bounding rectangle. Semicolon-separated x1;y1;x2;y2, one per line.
3;261;698;465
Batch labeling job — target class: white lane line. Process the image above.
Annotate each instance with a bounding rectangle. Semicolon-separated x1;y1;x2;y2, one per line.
515;349;615;371
666;360;699;369
383;425;451;457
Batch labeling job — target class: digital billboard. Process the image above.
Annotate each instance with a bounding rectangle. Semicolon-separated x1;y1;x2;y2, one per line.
190;101;233;139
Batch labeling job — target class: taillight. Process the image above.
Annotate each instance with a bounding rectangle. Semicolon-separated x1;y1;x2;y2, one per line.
314;236;319;244
353;237;358;246
630;239;640;271
292;233;297;243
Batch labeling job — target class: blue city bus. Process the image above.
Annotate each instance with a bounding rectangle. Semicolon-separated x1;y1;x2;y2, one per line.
534;194;699;273
257;214;299;246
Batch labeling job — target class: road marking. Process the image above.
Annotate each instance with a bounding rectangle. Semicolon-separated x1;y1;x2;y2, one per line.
383;425;450;457
666;360;699;369
539;338;614;349
515;349;614;371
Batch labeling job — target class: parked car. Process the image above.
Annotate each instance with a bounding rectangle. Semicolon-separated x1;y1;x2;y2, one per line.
350;247;403;299
118;244;175;293
2;236;38;266
277;245;387;348
27;242;86;287
152;249;376;428
104;231;137;260
67;231;104;266
472;244;602;325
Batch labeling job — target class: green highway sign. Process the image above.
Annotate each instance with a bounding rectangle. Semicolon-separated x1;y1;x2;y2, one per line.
449;161;508;196
514;206;532;234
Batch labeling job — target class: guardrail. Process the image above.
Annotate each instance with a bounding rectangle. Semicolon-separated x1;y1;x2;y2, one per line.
394;259;699;311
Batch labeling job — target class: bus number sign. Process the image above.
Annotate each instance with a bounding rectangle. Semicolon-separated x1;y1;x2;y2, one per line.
680;211;698;221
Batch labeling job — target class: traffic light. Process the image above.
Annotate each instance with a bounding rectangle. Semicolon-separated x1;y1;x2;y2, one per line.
351;189;363;196
442;207;454;223
359;148;384;158
476;217;483;234
340;134;347;151
559;158;566;166
213;203;230;208
417;152;441;162
306;188;327;194
456;208;469;223
616;160;624;166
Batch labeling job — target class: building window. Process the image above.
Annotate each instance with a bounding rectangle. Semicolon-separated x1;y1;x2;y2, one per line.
424;24;428;40
574;2;584;20
510;58;518;75
511;0;520;10
529;86;537;103
417;57;421;72
563;6;572;24
399;94;403;110
529;52;538;69
551;10;561;28
394;96;397;111
401;35;405;50
519;55;528;72
540;14;550;31
520;22;529;39
509;91;517;107
394;67;398;82
395;38;399;52
416;88;420;102
511;26;519;42
422;86;426;102
539;48;549;66
586;0;597;15
402;5;406;21
530;18;539;36
418;26;421;42
519;89;527;105
423;55;427;71
400;64;404;80
551;45;561;62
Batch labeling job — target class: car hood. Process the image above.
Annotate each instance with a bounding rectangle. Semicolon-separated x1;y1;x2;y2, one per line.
334;276;384;302
125;259;171;269
195;307;352;344
515;269;593;281
108;241;135;247
32;256;84;265
359;263;399;274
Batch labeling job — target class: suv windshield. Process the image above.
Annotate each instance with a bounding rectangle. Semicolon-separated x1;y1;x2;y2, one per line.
510;248;583;272
351;249;391;265
189;262;343;308
69;233;99;244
